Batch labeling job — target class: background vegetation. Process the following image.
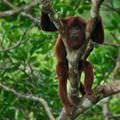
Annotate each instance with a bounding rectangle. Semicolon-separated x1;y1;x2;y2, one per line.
0;0;120;119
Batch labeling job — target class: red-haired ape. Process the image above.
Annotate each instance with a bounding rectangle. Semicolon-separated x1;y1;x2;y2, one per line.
41;11;104;114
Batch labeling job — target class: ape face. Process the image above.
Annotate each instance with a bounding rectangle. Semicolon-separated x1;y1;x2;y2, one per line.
65;18;86;49
69;25;81;40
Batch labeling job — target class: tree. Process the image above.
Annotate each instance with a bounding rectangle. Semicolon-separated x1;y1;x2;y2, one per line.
0;0;120;120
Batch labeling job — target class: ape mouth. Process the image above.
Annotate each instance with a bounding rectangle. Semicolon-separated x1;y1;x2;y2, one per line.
70;34;79;40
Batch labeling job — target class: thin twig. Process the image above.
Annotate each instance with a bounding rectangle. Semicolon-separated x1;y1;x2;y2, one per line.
93;41;120;48
104;3;120;15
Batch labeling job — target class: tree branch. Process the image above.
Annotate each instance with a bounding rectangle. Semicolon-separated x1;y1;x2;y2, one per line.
102;98;109;120
58;0;104;119
0;83;55;120
1;0;40;24
40;0;64;34
58;80;120;120
1;0;37;17
104;3;120;15
111;48;120;80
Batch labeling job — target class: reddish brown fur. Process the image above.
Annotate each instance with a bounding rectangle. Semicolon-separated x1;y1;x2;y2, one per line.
62;17;86;49
79;60;94;95
41;12;104;114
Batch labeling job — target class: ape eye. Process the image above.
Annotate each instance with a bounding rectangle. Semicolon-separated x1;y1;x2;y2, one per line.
76;26;80;29
78;24;82;28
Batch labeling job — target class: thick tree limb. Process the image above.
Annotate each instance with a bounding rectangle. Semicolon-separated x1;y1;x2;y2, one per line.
58;0;104;119
67;0;104;110
58;80;120;120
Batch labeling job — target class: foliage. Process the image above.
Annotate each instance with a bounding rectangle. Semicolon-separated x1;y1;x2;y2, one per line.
0;0;120;120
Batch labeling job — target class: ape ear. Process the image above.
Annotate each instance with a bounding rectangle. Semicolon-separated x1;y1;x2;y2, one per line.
41;11;57;32
91;17;104;44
